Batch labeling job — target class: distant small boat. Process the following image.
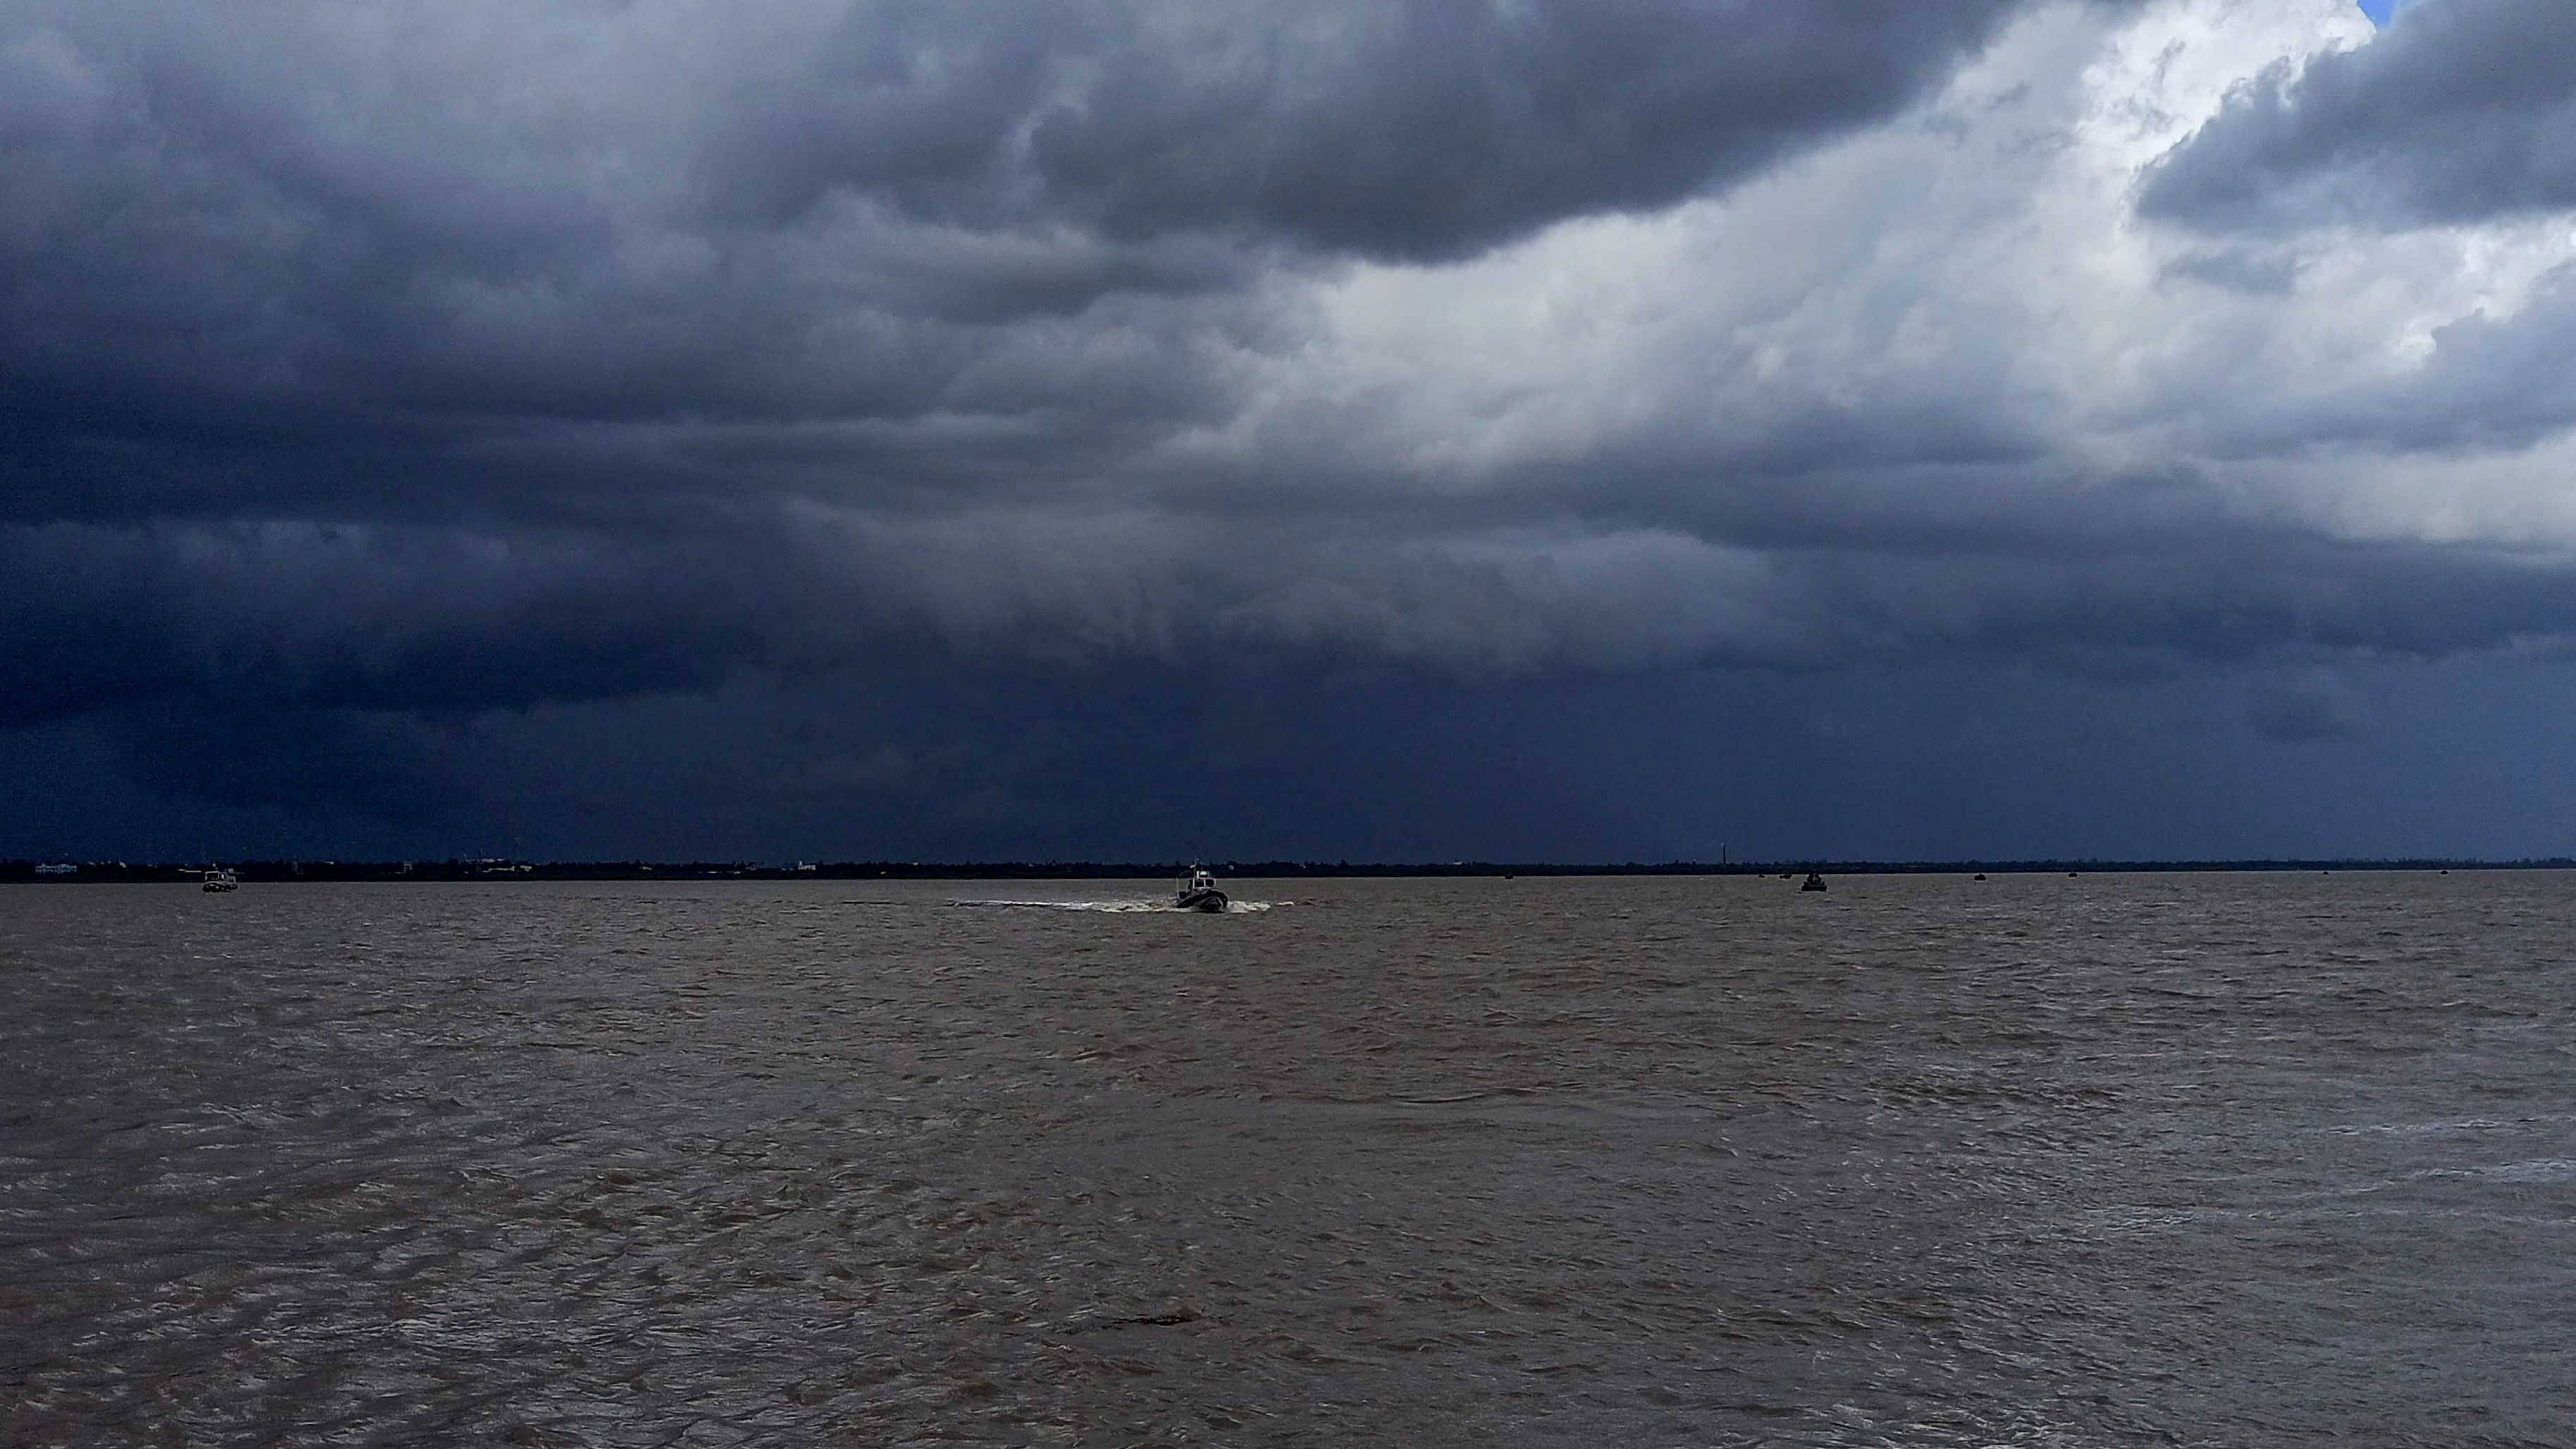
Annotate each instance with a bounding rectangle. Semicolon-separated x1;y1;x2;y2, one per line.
201;868;238;893
1800;872;1827;892
1174;865;1228;913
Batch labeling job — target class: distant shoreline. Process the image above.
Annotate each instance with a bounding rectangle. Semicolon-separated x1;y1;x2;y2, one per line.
5;858;2565;884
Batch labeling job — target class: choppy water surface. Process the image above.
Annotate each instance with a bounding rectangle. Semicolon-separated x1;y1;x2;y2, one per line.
6;873;2573;1446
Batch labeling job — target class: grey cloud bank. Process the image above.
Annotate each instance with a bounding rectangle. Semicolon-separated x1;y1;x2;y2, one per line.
2143;0;2576;230
8;0;2576;861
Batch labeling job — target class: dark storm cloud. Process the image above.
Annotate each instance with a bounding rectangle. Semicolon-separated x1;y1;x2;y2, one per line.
2243;667;2372;742
2141;0;2576;230
0;0;2059;448
0;517;774;726
705;1;2088;261
13;0;2576;857
999;0;2050;261
0;0;2116;720
17;492;2576;741
0;1;1255;495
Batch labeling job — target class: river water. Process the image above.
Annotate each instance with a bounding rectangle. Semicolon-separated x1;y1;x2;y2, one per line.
4;873;2571;1446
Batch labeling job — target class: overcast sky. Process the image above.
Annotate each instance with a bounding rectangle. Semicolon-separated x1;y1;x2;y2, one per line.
9;0;2576;863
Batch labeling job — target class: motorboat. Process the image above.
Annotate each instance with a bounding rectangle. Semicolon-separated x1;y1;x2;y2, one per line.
1173;865;1229;913
201;868;238;893
1799;872;1827;892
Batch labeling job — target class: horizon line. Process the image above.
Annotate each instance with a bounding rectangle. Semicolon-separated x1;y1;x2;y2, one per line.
7;856;2570;882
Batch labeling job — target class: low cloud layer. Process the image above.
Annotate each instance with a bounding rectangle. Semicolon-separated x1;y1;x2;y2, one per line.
8;0;2576;853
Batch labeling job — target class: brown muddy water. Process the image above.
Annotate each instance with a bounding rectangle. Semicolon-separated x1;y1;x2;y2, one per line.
4;874;2572;1446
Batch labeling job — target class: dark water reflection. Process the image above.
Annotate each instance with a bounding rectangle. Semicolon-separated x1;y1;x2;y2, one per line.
4;874;2572;1445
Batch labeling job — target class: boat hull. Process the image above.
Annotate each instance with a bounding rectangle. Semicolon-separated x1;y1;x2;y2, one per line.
1175;889;1229;912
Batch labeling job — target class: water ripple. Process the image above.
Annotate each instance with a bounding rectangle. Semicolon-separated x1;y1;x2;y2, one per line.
5;873;2573;1445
